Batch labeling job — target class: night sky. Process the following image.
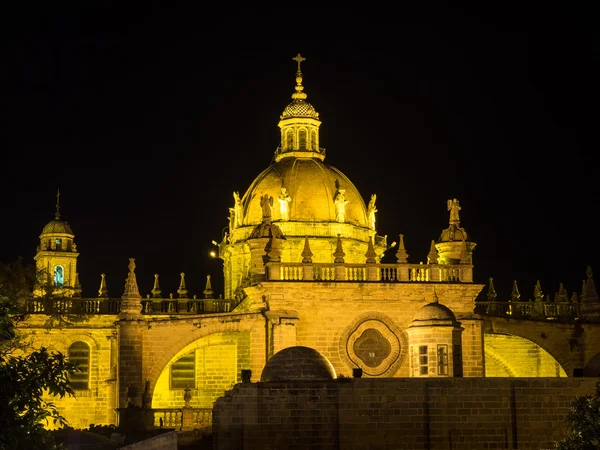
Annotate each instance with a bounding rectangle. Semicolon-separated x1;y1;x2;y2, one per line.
3;6;598;302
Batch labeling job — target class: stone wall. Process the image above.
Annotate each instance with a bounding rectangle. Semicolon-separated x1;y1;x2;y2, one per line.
212;377;598;450
20;317;118;429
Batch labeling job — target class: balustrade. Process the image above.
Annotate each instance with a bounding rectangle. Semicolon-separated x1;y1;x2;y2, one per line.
474;300;580;322
266;262;467;283
152;408;212;430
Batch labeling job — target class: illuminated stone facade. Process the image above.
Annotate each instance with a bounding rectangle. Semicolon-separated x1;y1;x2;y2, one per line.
14;54;600;434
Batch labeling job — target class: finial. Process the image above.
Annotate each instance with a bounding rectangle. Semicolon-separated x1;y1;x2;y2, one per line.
151;273;162;298
178;272;188;298
486;277;497;301
427;240;438;264
98;273;108;298
291;53;307;101
266;235;281;262
122;258;141;299
203;275;214;299
556;282;568;302
395;234;409;263
55;188;61;220
301;238;313;263
365;237;377;264
510;280;521;302
533;280;544;302
333;234;345;263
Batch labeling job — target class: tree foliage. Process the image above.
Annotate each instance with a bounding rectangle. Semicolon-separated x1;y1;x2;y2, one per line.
0;349;75;449
0;258;77;450
555;382;600;450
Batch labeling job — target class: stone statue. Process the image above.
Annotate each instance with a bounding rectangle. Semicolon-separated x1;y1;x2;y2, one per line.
367;194;377;230
334;189;349;222
447;198;461;224
278;187;292;221
260;194;273;221
233;191;243;227
228;207;236;230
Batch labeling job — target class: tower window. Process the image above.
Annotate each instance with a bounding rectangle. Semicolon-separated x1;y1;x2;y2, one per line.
299;130;306;150
55;238;62;250
170;352;196;389
419;345;428;375
311;130;316;150
54;265;64;288
437;344;449;375
286;130;293;149
68;341;90;390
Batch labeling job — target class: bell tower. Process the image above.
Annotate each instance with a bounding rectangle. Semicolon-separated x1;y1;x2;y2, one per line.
33;190;80;297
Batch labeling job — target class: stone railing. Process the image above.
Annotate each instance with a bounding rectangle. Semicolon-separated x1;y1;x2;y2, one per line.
474;300;580;321
141;298;236;315
153;408;212;431
23;297;239;316
267;262;472;283
25;298;122;315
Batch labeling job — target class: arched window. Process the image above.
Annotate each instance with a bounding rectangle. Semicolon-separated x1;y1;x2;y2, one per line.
171;351;196;389
311;130;316;150
54;266;64;288
299;130;307;150
68;341;90;390
286;130;294;150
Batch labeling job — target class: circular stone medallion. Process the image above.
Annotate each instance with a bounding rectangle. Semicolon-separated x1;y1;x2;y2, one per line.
340;314;406;377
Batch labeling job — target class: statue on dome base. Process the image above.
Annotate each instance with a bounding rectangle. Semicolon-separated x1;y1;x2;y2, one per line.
367;194;377;230
447;198;461;225
260;194;273;222
278;187;291;221
335;189;349;222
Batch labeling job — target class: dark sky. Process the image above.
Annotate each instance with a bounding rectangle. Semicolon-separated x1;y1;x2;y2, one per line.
2;5;598;301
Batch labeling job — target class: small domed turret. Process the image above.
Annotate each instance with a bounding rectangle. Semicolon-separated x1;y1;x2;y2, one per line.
260;346;336;382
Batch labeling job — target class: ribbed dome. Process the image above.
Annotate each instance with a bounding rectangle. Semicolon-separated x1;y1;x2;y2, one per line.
280;99;319;119
260;346;336;382
240;157;368;227
41;219;74;235
413;302;456;322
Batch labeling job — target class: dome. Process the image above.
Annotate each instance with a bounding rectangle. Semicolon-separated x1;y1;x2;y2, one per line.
240;157;368;227
413;301;456;322
281;99;319;119
260;346;336;382
41;219;74;235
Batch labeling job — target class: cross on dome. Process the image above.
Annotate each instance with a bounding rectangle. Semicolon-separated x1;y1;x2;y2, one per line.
292;53;305;74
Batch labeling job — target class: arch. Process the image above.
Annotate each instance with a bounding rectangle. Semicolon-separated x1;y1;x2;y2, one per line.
484;332;567;377
54;265;64;288
484;346;517;377
484;318;574;375
298;129;307;150
145;316;260;402
286;130;293;149
151;331;251;410
56;332;101;351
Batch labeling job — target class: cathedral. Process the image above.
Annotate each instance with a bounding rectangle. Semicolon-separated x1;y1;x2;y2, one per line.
15;54;600;441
